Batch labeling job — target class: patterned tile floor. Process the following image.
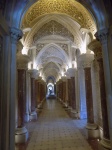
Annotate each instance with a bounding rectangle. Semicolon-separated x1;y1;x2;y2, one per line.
15;99;97;150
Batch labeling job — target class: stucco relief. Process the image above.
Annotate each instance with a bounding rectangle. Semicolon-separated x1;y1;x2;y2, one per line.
22;0;96;36
38;45;67;65
36;43;68;56
36;44;47;55
43;62;60;72
33;20;74;42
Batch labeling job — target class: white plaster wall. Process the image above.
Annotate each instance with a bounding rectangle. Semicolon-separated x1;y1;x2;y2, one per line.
91;60;102;127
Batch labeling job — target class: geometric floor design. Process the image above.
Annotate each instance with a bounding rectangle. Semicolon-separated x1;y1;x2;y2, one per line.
25;99;93;150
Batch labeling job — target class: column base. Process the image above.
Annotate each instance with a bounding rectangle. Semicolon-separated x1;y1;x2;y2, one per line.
86;123;100;139
70;109;79;119
98;138;111;150
67;106;72;112
64;103;68;111
15;126;28;144
29;111;37;121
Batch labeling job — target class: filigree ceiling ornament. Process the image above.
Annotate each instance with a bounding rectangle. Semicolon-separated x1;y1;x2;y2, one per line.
36;42;69;56
23;15;82;49
43;61;62;72
22;0;96;36
33;20;74;42
36;44;69;65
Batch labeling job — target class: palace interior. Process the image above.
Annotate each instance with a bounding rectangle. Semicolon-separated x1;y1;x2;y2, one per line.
0;0;112;150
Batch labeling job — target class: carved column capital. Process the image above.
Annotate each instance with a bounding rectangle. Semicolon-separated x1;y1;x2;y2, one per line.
88;40;102;60
78;53;94;68
67;68;76;77
61;76;67;82
17;53;30;69
28;69;38;78
95;28;108;45
10;27;23;44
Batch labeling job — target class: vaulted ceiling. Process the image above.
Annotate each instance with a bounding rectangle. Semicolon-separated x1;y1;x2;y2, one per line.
21;0;97;83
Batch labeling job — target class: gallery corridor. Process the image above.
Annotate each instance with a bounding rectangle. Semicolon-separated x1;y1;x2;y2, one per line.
16;99;96;150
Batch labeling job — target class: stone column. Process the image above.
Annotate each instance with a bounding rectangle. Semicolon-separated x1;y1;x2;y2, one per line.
28;69;38;120
79;53;99;139
67;68;77;118
15;53;29;143
61;76;67;107
67;78;72;109
25;71;30;122
77;64;87;119
88;40;110;149
95;29;112;149
35;79;38;108
10;27;23;148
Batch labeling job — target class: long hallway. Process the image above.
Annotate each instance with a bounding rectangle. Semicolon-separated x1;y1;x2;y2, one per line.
16;99;95;150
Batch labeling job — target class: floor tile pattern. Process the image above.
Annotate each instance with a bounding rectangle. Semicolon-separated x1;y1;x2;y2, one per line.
26;99;92;150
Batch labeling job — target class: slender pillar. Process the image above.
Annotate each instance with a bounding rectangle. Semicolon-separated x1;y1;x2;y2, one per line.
67;68;77;118
28;69;38;121
67;78;72;108
61;76;67;107
77;65;87;119
88;40;110;149
84;67;94;125
15;53;29;143
35;79;38;108
10;28;23;148
79;53;99;139
95;29;112;149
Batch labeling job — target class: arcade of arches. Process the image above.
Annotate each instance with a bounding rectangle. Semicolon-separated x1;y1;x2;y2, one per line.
0;0;112;150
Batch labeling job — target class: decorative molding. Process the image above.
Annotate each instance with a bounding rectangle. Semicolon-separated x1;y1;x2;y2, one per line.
57;43;68;55
22;0;96;35
78;53;94;68
28;69;38;78
88;40;102;60
67;68;76;77
10;27;23;44
17;53;30;69
36;43;69;56
38;45;67;64
82;61;92;68
33;20;74;42
36;44;47;55
95;28;108;45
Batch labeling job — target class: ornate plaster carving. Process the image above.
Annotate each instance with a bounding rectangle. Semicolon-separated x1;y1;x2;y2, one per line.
33;20;74;42
78;53;94;68
36;42;69;56
37;45;68;65
88;40;102;60
36;43;47;55
22;0;96;36
16;53;30;69
10;27;23;44
23;15;82;49
95;28;108;45
56;43;68;55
